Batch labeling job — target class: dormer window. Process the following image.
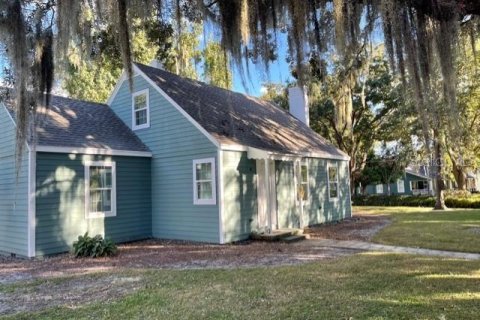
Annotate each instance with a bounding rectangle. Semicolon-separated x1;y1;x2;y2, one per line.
132;89;150;130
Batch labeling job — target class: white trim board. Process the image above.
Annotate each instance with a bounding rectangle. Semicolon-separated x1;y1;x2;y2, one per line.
84;161;117;219
106;72;141;106
217;150;225;244
327;162;340;201
35;146;152;158
27;149;36;258
131;88;150;130
192;157;217;205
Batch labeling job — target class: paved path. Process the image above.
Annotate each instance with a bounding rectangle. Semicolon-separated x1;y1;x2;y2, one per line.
303;239;480;260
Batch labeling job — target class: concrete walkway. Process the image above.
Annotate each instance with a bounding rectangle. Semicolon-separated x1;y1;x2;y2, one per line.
305;239;480;260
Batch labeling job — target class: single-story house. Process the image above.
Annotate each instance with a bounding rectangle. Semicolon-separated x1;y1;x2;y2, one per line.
361;167;433;196
0;62;351;257
466;170;480;192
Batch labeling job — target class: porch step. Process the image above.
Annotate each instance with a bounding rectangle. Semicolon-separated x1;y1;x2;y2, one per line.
251;230;293;242
281;235;307;243
251;229;307;243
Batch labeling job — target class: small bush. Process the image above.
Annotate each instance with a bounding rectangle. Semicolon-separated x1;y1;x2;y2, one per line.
72;232;117;258
444;189;471;198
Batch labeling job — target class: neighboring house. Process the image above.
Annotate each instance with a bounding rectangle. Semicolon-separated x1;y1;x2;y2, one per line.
362;167;433;196
0;62;352;257
466;170;480;192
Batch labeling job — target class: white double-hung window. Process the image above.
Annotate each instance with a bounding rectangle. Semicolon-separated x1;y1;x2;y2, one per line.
376;184;384;194
327;163;339;200
132;89;150;130
193;158;216;205
298;163;309;201
85;161;116;218
397;179;405;193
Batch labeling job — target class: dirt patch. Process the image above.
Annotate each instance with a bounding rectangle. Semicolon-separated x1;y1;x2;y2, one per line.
0;214;391;317
0;274;144;316
0;214;390;287
0;241;361;316
0;240;357;286
0;213;390;316
304;214;391;241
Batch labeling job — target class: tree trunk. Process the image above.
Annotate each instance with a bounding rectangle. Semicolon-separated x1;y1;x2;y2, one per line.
447;147;467;190
433;133;447;210
452;162;466;190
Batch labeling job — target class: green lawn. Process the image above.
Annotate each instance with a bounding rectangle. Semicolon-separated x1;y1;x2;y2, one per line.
355;206;480;253
4;253;480;320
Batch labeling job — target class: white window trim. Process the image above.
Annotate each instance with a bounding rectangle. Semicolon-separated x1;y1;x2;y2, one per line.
376;184;384;194
84;161;117;219
327;163;339;201
397;179;405;193
299;161;309;201
193;158;217;205
132;89;150;130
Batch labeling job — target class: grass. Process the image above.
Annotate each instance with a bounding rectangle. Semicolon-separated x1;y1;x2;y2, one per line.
3;253;480;320
355;206;480;253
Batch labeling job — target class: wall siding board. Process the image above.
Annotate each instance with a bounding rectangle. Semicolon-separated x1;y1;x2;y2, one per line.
220;153;351;242
35;153;151;256
363;173;430;196
221;151;257;242
0;107;29;257
306;159;352;224
109;76;220;243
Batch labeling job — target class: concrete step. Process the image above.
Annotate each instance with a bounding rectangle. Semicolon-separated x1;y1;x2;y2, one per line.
281;235;307;243
251;230;293;241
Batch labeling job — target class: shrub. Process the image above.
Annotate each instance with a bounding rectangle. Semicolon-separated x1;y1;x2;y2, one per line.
72;233;117;258
352;194;480;209
444;189;471;198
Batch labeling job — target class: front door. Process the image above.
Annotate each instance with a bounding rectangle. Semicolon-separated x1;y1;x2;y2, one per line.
256;159;277;232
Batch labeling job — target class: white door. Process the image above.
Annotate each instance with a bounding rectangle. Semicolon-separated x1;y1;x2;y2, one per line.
256;159;277;232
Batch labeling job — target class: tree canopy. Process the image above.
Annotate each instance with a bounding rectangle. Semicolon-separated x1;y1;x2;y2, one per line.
0;0;479;208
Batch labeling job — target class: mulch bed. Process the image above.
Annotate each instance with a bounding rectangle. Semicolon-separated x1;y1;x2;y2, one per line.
0;213;390;285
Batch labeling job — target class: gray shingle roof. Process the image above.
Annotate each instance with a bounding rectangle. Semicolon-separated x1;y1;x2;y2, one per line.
136;63;349;160
4;95;150;153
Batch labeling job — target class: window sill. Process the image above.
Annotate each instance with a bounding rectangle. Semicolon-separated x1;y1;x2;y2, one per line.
132;124;150;131
86;212;116;219
193;200;216;205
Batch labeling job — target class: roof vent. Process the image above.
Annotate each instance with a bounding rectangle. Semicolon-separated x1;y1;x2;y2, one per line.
288;86;309;127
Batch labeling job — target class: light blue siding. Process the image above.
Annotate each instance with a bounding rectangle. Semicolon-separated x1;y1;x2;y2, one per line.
276;159;351;228
305;159;352;225
222;154;351;241
0;106;29;257
363;173;430;195
222;151;257;242
35;152;151;255
109;75;220;243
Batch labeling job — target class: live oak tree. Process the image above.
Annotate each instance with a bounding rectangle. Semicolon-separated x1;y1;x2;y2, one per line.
309;56;415;193
1;0;479;209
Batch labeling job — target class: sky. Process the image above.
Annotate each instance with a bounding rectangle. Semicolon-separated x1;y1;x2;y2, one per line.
231;34;293;97
0;29;293;99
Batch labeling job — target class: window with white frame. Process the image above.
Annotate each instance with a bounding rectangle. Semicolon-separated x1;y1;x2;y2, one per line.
397;179;405;193
298;163;309;201
327;164;339;200
376;184;384;194
132;89;150;130
85;161;116;218
193;158;216;205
